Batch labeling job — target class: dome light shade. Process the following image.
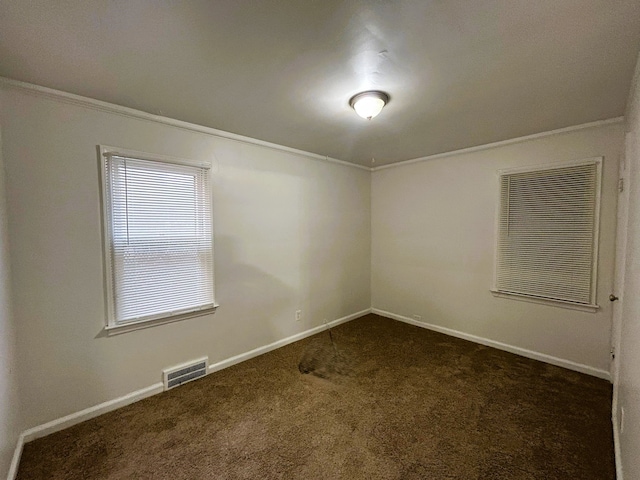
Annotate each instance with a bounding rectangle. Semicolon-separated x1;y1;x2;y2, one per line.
349;91;390;120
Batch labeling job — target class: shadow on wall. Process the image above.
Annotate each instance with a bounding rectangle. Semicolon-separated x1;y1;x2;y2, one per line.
214;234;295;350
302;164;371;322
0;297;21;478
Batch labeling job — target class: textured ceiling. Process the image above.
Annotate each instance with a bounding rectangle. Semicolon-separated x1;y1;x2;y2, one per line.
1;0;639;166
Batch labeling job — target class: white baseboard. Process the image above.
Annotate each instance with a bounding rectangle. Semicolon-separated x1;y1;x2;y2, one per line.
8;308;371;479
7;382;163;480
371;308;611;381
23;382;164;445
7;381;162;480
208;308;371;374
7;433;24;480
613;412;623;480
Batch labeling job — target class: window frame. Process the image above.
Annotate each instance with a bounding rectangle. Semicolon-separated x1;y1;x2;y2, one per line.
490;156;603;313
99;145;217;334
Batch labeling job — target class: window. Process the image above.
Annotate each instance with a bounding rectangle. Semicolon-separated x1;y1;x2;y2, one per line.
492;158;602;310
100;147;215;329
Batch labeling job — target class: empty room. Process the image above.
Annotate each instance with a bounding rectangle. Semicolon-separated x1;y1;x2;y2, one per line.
1;1;640;479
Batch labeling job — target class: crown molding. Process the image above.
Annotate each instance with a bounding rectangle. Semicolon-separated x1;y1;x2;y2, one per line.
0;77;625;173
372;117;625;171
0;76;370;172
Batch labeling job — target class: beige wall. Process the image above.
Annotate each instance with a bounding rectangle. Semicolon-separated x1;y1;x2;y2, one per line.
0;87;371;430
0;78;632;475
0;122;21;477
616;52;640;480
372;123;623;374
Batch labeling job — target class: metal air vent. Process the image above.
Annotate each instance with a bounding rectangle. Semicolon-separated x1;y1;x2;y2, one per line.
163;357;208;390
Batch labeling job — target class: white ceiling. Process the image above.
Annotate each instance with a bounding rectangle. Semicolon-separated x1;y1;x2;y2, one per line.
1;1;639;167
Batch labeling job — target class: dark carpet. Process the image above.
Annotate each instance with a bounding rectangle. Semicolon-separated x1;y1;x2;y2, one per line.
17;314;614;479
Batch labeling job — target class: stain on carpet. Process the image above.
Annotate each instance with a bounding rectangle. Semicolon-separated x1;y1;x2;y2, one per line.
17;314;614;479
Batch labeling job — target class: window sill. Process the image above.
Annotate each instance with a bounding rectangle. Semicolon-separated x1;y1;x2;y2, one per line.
103;305;219;336
490;290;599;313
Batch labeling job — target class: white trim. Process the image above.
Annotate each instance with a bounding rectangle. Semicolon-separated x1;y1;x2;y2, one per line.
8;308;371;477
0;76;369;172
8;433;24;480
613;411;624;480
0;77;624;174
99;146;217;330
495;155;603;176
489;290;600;313
104;305;219;336
491;156;603;309
22;383;164;444
101;145;211;169
7;382;165;479
371;308;611;380
208;309;372;374
372;117;624;171
592;158;603;305
612;132;632;412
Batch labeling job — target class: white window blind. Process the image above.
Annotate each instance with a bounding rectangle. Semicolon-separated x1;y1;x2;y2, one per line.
495;159;601;306
102;150;214;327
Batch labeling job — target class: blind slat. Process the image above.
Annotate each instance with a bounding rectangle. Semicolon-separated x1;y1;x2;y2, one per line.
495;162;599;305
105;154;214;325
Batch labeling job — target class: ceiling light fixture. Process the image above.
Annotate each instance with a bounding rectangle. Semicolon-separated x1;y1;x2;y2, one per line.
349;90;390;120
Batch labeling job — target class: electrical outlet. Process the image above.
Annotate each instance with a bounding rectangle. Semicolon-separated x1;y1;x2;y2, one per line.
295;310;302;322
621;407;625;433
413;314;422;321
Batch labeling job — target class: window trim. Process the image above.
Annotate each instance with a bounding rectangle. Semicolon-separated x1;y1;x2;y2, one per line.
491;156;603;312
98;145;217;333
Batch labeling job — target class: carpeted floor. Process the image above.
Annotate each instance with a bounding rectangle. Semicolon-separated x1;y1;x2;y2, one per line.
17;314;614;479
